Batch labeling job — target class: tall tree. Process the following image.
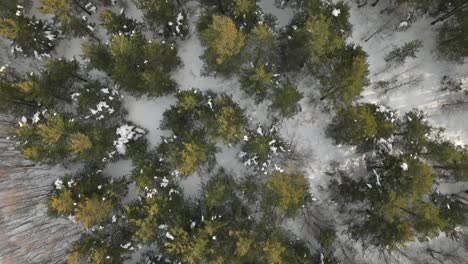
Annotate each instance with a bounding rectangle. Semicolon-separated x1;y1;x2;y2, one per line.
200;16;246;74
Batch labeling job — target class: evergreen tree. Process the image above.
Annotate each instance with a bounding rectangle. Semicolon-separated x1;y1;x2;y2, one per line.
83;34;180;96
436;8;468;62
333;153;446;249
241;125;287;171
158;131;216;176
240;63;274;103
283;14;344;71
100;10;140;36
209;95;247;144
400;110;434;154
327;104;395;145
0;14;57;57
47;171;128;228
263;171;309;217
427;141;468;181
248;24;277;62
135;0;187;37
384;40;423;67
270;81;303;118
200;16;246;74
320;45;369;106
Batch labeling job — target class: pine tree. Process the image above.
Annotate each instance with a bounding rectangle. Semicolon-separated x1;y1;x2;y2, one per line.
159;132;216;176
36;113;65;144
283;14;344;71
163;227;209;264
241;126;286;171
320;45;369;106
400;110;433;154
427;141;468;181
135;0;187;37
201;16;246;74
0;15;57;57
100;10;140;36
384;40;423;67
68;132;93;155
240;63;274;103
210;95;247;144
270;81;303;119
82;41;113;72
39;0;71;22
327;105;377;145
263;172;309;217
436;8;468;62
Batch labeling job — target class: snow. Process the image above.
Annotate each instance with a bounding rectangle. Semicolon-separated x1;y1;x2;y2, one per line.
332;9;341;17
400;162;408;171
113;124;145;155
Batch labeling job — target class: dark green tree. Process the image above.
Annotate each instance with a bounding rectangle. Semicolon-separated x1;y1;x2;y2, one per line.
270;81;303;119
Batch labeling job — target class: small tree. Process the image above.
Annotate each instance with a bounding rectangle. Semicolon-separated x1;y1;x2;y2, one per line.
240;63;274;103
270;81;303;119
241;126;287;171
201;16;246;74
384;40;423;67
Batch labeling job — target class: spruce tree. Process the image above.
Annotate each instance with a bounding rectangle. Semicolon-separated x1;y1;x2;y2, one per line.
384;40;423;67
270;81;303;119
200;16;246;74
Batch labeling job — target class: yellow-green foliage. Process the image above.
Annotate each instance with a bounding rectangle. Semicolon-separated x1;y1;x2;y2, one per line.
49;189;74;215
265;172;309;216
201;16;245;65
36;114;65;144
75;197;113;228
68;133;93;155
0;18;18;39
39;0;70;21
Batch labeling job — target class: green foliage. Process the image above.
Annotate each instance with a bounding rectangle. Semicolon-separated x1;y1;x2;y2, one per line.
384;40;423;66
270;81;303;118
400;110;433;154
201;16;246;74
320;45;369;106
327;104;395;145
283;14;344;71
158;131;216;176
241;126;287;171
100;10;140;35
47;171;128;228
135;0;187;36
427;141;468;181
334;153;444;249
247;24;277;63
210;95;247;144
0;15;57;57
436;9;468;62
39;0;71;21
263;172;309;217
67;228;129;264
83;34;180;96
240;63;274;103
